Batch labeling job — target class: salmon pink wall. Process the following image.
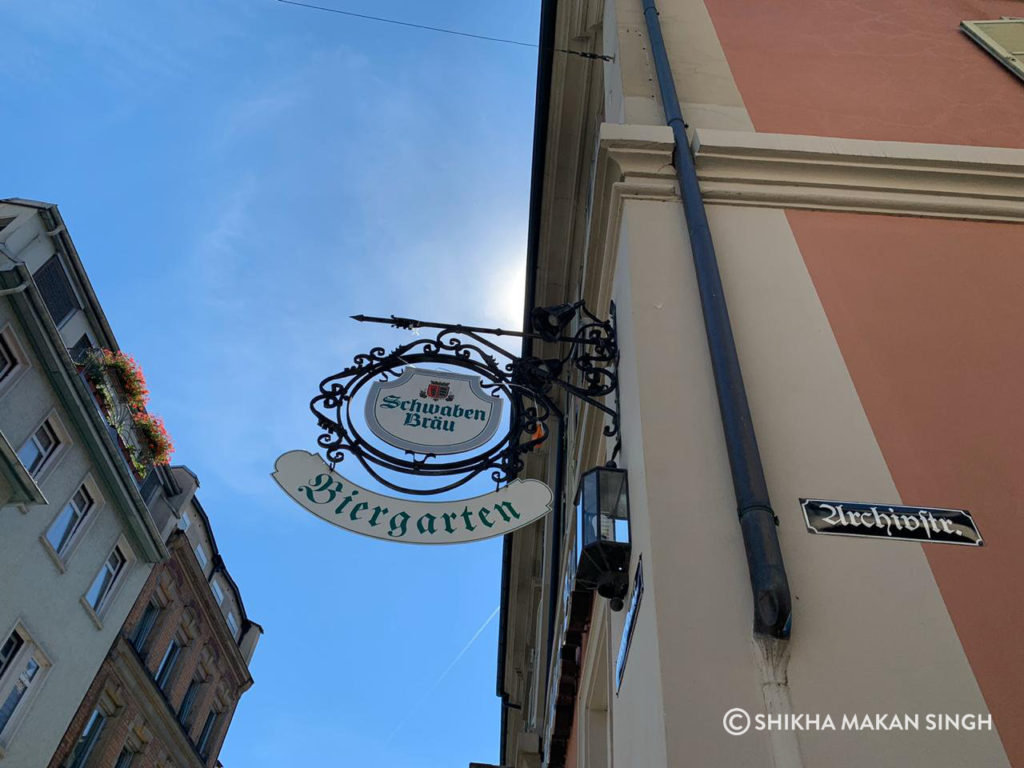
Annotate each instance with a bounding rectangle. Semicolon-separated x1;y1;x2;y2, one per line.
704;0;1024;148
790;209;1024;766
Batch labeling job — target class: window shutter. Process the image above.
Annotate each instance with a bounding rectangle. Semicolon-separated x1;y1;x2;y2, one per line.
33;255;80;326
962;19;1024;82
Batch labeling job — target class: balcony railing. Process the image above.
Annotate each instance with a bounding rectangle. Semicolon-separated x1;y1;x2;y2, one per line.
76;348;155;486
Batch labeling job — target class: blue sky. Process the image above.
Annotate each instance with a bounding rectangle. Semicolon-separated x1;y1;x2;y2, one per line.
2;0;539;764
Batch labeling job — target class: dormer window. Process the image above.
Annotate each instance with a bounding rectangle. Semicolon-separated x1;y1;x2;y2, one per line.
194;543;207;570
211;579;224;605
226;612;239;638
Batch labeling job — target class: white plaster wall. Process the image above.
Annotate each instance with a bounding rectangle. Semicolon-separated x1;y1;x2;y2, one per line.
0;303;152;768
608;198;774;767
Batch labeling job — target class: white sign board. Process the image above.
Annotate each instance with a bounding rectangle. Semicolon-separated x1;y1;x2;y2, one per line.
364;367;502;455
273;450;552;544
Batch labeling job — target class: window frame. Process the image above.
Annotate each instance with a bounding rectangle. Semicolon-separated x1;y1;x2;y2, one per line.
210;578;224;605
0;323;30;399
131;601;161;657
81;539;134;627
0;623;51;757
194;542;208;570
961;18;1024;83
15;410;70;483
196;705;221;759
32;253;82;328
154;635;184;692
178;676;202;727
40;473;102;570
66;707;106;768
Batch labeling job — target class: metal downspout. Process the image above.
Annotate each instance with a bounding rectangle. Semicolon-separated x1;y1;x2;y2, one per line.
639;0;792;640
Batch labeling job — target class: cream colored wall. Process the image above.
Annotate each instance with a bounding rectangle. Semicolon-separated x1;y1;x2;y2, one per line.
0;302;152;768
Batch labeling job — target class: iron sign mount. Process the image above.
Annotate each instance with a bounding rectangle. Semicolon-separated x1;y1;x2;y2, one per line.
309;302;620;496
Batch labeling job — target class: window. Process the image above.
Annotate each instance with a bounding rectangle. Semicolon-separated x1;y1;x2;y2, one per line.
67;708;106;768
226;612;239;638
17;421;59;476
0;335;14;382
962;19;1024;82
68;333;92;364
210;579;224;605
196;708;220;758
45;485;94;556
0;325;29;399
132;602;160;654
32;255;80;326
0;627;49;745
178;677;201;726
85;547;126;612
194;543;207;569
113;747;136;768
154;638;182;691
0;659;39;734
0;634;24;680
178;510;191;531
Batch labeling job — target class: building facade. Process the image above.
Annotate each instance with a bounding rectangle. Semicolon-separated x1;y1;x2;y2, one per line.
0;199;169;767
0;200;259;767
496;3;1024;768
47;467;261;768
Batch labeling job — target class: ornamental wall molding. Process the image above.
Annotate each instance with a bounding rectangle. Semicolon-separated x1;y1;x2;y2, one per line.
584;123;678;314
692;128;1024;223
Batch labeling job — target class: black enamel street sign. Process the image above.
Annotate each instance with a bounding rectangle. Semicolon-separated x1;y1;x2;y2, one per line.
800;499;984;547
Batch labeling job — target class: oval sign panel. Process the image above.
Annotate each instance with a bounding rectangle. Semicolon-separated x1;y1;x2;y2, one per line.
273;451;552;544
364;367;503;455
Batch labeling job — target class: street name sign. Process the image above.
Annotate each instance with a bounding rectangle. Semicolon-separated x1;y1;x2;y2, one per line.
801;498;983;546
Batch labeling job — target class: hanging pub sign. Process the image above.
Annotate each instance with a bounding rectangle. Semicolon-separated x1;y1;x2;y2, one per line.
801;498;984;546
274;451;552;544
272;306;621;546
365;367;503;454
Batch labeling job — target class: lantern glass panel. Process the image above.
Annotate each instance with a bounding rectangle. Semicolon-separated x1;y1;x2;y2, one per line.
576;467;629;552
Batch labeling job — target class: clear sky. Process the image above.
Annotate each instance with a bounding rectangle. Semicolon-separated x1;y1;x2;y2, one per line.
2;1;540;764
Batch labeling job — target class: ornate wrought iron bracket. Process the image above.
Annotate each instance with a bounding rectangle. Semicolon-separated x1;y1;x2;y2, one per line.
308;302;621;495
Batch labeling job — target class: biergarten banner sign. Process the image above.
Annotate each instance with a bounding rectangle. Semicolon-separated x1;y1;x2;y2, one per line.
274;450;552;544
272;307;620;545
801;498;984;546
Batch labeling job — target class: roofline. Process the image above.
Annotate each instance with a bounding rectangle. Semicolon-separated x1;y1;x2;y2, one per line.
189;493;258;635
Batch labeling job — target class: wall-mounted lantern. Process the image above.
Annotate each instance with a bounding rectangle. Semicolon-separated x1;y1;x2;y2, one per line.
574;466;631;610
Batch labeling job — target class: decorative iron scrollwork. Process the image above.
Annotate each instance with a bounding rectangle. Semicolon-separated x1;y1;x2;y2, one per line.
309;302;620;495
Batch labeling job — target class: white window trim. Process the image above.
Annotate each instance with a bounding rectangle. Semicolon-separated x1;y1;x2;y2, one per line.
17;409;71;485
178;510;191;532
226;611;239;639
194;542;208;570
0;323;31;400
210;579;224;606
0;621;51;759
39;472;104;573
80;537;135;630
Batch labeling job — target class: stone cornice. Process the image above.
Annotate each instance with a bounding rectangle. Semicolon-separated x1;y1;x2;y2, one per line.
692;128;1024;223
583;124;678;311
